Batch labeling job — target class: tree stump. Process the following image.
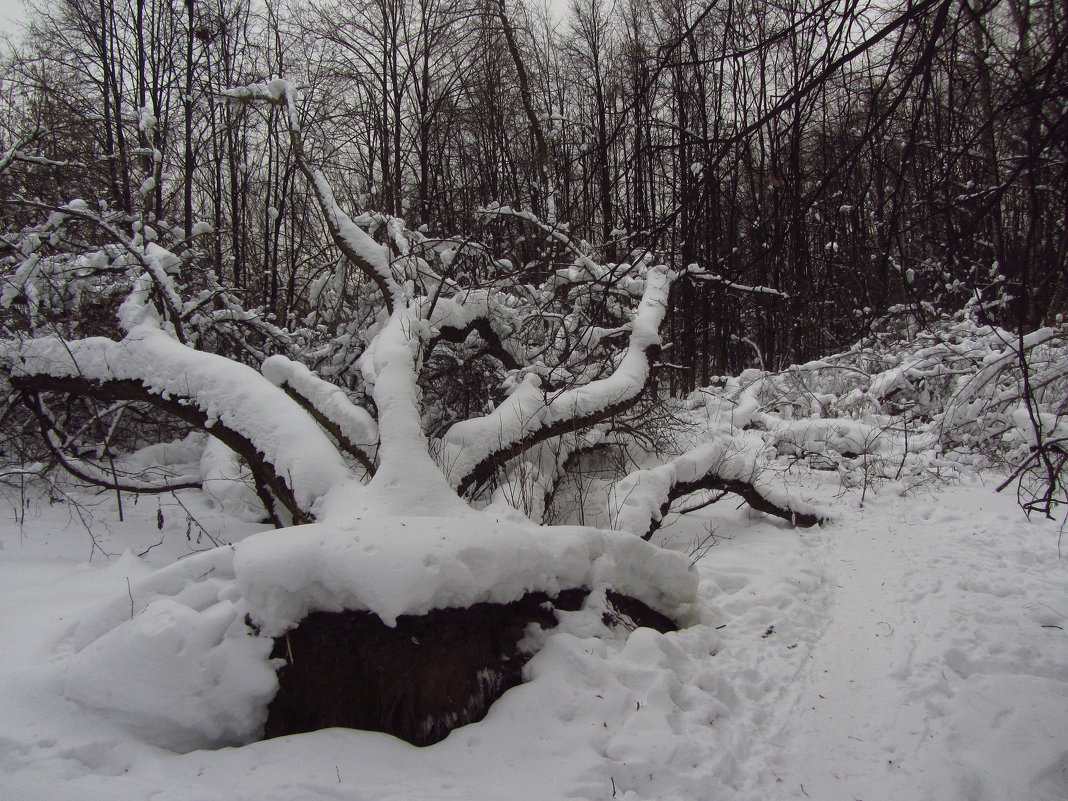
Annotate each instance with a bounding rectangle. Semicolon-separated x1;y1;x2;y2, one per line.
264;588;675;746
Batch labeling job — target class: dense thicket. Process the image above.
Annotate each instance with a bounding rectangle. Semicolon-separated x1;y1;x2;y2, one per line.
2;0;1065;383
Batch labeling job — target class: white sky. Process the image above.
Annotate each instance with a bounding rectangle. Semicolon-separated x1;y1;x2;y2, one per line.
0;0;26;37
0;0;574;37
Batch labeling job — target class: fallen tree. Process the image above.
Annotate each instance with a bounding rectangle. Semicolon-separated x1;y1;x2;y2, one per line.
1;80;821;749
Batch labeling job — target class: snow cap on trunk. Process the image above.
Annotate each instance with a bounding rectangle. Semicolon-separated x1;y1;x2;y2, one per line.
234;512;698;632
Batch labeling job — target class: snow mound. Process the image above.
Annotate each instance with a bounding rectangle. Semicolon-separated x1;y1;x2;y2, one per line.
63;597;277;753
61;549;277;753
57;514;697;751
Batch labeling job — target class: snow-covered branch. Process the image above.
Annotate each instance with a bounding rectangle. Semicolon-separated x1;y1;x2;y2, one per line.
608;432;824;539
684;263;788;298
478;204;594;268
223;80;402;313
440;266;674;497
4;309;354;523
422;290;523;370
261;355;378;474
358;304;471;515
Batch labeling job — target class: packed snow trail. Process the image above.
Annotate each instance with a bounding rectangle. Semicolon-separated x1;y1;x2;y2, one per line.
762;481;1068;801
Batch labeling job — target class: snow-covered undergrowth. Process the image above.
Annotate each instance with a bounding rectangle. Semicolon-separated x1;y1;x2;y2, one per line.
1;468;1065;800
553;308;1067;540
690;310;1068;497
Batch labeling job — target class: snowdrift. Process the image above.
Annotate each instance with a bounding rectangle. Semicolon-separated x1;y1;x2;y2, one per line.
56;510;697;751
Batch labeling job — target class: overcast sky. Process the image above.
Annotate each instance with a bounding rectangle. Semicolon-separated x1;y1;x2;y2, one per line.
0;0;26;38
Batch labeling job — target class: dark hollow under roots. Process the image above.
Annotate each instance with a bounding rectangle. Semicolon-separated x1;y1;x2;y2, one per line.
264;588;676;746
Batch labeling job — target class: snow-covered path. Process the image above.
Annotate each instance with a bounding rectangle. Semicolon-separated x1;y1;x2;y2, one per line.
775;506;940;799
766;482;1068;801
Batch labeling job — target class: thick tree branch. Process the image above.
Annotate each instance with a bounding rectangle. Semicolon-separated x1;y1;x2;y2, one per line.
260;354;379;477
426;317;522;372
276;382;377;476
11;374;305;524
649;477;821;539
609;434;824;539
454;371;655;498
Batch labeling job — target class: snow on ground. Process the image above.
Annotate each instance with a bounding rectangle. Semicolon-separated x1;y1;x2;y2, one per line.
0;474;1065;800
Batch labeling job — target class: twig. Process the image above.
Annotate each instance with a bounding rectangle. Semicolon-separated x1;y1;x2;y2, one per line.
169;491;224;547
136;536;165;558
109;456;124;522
